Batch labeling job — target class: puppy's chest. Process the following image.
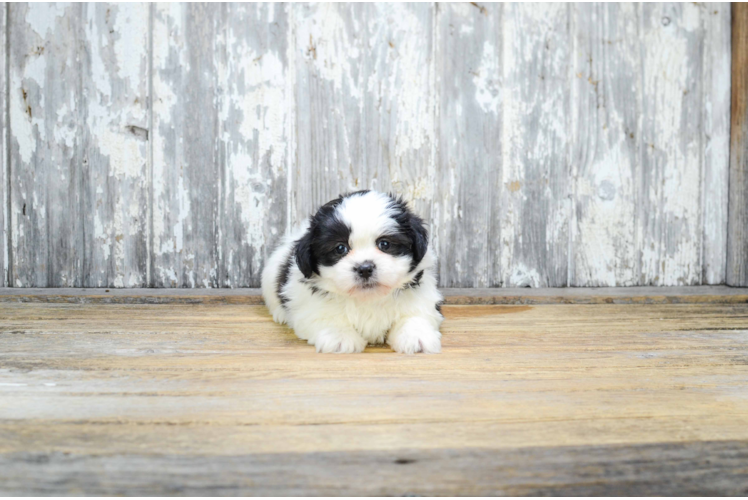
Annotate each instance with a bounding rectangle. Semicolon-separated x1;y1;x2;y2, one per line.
343;299;399;340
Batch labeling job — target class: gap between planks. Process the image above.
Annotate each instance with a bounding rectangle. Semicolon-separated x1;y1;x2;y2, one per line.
0;286;746;305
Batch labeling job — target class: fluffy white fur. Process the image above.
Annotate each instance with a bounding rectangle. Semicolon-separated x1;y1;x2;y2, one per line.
262;191;443;354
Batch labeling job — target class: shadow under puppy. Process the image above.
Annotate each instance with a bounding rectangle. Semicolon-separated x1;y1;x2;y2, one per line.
262;190;443;354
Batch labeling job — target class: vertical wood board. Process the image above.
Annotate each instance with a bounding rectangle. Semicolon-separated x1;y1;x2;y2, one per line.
9;3;85;287
701;4;731;285
81;3;150;287
151;3;220;287
639;3;704;286
218;3;291;287
569;3;640;287
293;3;366;224
433;3;502;287
361;3;436;220
292;4;435;225
1;3;7;287
500;3;571;287
728;3;748;286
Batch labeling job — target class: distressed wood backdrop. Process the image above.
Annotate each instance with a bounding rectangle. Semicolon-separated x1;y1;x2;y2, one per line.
0;3;737;288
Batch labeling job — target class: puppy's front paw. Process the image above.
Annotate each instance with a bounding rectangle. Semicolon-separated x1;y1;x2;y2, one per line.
388;317;442;354
313;328;368;354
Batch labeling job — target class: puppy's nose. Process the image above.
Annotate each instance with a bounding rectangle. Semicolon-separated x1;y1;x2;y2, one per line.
355;261;375;279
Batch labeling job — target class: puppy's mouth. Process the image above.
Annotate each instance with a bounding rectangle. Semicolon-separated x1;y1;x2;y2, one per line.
353;280;380;290
349;281;391;294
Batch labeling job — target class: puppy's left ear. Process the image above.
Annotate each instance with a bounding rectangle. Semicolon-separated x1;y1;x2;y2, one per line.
295;226;317;279
407;212;429;268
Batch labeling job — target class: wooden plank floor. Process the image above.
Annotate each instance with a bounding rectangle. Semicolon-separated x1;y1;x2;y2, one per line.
1;293;748;495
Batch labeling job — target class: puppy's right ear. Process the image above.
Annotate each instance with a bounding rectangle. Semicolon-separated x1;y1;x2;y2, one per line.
295;226;317;279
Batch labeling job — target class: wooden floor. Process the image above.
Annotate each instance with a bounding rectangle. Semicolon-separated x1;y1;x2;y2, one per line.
2;289;748;495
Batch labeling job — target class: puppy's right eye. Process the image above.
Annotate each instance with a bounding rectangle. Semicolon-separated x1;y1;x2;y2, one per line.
335;244;349;255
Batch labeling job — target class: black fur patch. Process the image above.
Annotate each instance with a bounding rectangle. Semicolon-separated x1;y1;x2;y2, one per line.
403;270;424;289
383;195;429;271
295;192;367;278
302;280;328;298
277;251;294;306
435;301;443;316
294;190;429;278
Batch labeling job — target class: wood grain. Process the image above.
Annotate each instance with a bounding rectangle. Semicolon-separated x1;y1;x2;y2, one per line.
362;3;435;220
151;3;221;287
729;3;748;286
1;301;748;494
293;4;435;225
2;442;747;496
82;4;150;288
570;3;640;287
434;3;501;287
293;3;366;222
8;4;151;288
219;3;291;288
702;3;731;285
0;3;739;288
1;2;6;288
500;3;571;287
640;4;705;286
9;3;85;286
0;286;747;305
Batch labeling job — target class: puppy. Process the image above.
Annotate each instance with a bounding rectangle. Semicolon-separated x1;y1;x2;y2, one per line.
262;190;443;354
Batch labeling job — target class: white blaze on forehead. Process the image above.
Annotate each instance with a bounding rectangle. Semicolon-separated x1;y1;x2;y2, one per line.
336;192;398;248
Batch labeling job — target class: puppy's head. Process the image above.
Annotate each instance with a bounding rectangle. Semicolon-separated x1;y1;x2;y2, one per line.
295;191;428;297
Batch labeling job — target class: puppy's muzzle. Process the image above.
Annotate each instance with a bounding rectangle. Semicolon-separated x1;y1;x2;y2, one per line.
354;261;375;280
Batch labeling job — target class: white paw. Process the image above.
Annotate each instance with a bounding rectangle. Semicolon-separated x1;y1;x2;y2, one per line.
388;317;442;354
312;328;368;354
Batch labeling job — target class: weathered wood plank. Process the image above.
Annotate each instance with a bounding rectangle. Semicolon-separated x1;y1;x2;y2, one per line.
639;4;705;286
293;3;365;223
361;3;435;219
82;4;149;287
1;2;7;287
500;3;571;287
569;4;640;286
729;3;748;286
702;4;731;285
1;302;748;494
218;4;291;288
0;440;748;497
9;3;85;286
292;4;434;225
439;285;748;304
0;3;738;289
9;4;150;288
0;286;747;305
151;3;221;287
1;441;747;496
433;3;501;287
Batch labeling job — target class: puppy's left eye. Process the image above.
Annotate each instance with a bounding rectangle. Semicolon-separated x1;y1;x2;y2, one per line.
335;244;349;255
377;240;390;251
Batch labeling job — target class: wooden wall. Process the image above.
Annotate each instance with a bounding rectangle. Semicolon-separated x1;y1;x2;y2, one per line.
0;3;736;288
729;3;748;287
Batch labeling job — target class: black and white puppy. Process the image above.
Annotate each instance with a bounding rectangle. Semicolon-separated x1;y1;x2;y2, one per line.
262;190;443;354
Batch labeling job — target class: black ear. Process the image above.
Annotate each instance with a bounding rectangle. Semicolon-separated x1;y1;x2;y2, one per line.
295;225;317;278
407;212;429;269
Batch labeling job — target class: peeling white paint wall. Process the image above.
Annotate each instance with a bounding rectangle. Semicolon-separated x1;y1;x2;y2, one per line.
1;3;6;287
1;2;734;288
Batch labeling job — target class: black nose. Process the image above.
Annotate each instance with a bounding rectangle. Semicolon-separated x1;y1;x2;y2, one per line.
355;261;375;279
